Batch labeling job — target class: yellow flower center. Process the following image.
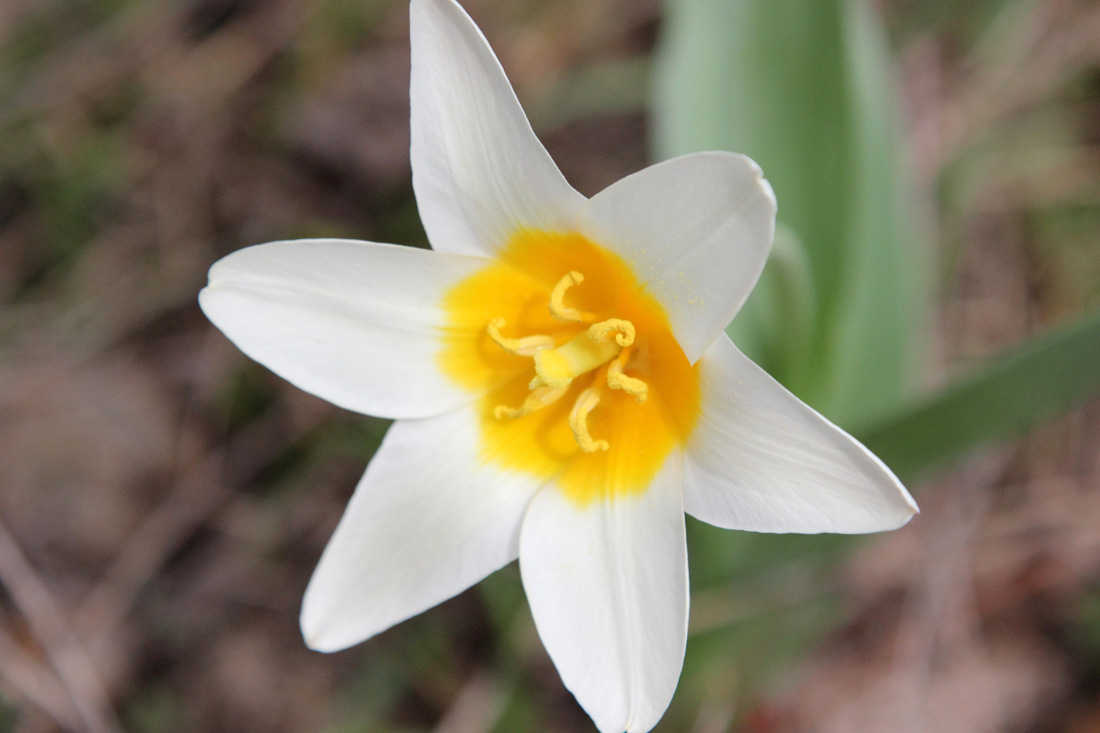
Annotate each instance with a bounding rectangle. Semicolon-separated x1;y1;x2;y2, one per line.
439;230;701;505
488;273;649;453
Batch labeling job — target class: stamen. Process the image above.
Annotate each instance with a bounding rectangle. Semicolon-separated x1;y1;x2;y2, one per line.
494;384;569;419
606;348;648;403
487;318;556;357
588;319;635;347
569;387;609;452
548;271;594;323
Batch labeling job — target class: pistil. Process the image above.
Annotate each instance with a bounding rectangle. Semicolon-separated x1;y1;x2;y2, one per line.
530;322;625;390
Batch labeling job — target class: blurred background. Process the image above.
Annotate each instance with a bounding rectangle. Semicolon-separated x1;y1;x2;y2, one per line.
0;0;1098;730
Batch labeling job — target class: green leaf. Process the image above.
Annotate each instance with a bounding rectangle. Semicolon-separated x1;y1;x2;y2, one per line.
653;0;928;426
857;309;1100;481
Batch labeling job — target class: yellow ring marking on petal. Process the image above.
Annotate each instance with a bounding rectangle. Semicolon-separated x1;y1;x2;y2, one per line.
486;317;556;357
548;270;594;322
569;387;609;453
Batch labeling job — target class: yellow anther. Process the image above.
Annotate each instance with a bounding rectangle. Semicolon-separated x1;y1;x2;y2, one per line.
569;387;609;453
607;349;648;403
487;318;556;357
548;270;594;323
494;384;569;419
588;319;635;347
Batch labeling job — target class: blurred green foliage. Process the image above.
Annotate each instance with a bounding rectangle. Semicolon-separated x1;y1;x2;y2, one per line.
655;0;927;428
861;308;1100;481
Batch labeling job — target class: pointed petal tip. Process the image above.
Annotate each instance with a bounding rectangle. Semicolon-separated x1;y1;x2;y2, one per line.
299;596;341;653
299;618;339;654
757;170;777;211
735;152;777;220
196;283;228;321
719;151;776;219
300;631;351;655
409;0;583;255
684;337;925;535
865;464;920;532
298;564;377;654
903;487;920;518
300;630;337;654
521;467;686;733
299;595;370;654
875;457;920;528
874;480;919;532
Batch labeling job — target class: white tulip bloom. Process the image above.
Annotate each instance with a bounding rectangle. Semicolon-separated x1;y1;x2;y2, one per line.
199;0;918;730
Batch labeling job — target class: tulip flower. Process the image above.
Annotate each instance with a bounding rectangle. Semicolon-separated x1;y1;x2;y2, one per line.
199;0;917;730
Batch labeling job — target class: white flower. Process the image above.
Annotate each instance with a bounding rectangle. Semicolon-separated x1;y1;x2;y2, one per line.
198;0;918;730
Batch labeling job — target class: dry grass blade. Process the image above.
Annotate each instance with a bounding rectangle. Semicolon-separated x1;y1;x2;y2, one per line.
0;622;80;729
0;517;121;733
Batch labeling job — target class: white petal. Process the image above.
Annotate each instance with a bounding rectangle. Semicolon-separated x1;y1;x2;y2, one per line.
301;407;542;652
199;239;488;419
683;335;918;534
410;0;585;257
520;459;688;733
578;152;776;364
